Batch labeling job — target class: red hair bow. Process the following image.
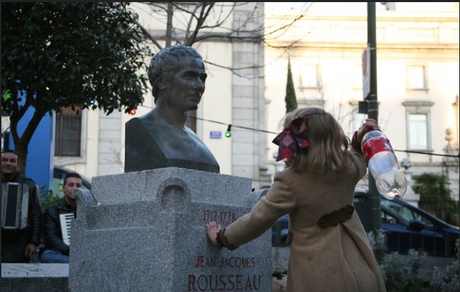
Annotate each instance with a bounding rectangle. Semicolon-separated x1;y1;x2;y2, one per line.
272;118;309;163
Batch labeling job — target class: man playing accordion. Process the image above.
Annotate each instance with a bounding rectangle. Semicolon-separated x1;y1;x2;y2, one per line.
1;150;42;263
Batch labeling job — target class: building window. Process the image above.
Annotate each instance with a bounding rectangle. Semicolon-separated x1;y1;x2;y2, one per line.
300;64;319;88
407;65;426;90
403;100;434;163
408;113;428;149
55;107;82;157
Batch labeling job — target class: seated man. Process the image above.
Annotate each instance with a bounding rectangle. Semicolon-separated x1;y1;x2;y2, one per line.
40;172;82;263
125;45;220;173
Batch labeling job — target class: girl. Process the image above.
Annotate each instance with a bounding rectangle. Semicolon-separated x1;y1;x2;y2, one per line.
205;107;386;292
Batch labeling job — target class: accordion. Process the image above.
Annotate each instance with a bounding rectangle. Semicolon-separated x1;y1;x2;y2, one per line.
60;212;74;246
1;182;30;230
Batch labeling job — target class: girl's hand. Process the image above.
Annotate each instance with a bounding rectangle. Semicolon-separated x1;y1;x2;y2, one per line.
205;221;222;245
357;118;380;141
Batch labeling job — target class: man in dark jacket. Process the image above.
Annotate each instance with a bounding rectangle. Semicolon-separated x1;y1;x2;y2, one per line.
1;150;42;263
40;172;82;263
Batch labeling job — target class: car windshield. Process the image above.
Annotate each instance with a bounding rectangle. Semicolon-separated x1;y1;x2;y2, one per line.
381;199;434;230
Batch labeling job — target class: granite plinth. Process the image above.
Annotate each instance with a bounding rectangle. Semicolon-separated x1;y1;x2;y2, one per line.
69;167;272;292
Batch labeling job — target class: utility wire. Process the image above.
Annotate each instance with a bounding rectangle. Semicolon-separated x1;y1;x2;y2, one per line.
392;149;459;158
189;115;460;159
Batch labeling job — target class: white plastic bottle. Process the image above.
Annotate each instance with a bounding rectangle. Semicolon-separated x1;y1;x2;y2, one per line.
361;130;407;199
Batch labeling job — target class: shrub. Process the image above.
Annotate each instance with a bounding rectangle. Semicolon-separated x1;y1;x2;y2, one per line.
412;173;459;226
429;239;459;292
40;186;61;213
369;230;459;292
379;250;430;292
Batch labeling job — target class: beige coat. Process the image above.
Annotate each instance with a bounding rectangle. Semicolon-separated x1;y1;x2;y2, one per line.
222;150;387;292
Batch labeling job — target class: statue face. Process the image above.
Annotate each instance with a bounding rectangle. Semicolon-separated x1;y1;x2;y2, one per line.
164;56;207;112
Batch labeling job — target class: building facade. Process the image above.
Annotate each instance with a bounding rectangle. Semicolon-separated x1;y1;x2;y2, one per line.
53;2;271;190
264;2;459;200
51;2;458;199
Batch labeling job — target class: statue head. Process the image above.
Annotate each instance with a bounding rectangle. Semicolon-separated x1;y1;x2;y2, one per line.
148;45;204;104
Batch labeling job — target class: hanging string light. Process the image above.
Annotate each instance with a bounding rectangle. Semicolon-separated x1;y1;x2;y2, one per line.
128;106;456;157
225;125;232;138
129;103;138;115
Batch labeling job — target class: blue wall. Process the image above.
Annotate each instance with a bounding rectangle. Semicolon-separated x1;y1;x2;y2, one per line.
3;91;54;194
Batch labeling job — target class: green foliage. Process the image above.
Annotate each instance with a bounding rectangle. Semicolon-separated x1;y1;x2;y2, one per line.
1;2;150;169
413;173;452;200
285;57;297;114
2;89;11;101
39;185;61;213
2;89;11;115
412;173;458;226
2;2;149;116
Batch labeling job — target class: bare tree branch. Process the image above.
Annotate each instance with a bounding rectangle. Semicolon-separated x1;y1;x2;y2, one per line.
137;23;163;51
204;60;264;79
135;2;310;78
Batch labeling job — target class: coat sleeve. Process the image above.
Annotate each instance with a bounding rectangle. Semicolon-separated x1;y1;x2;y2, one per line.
221;171;296;250
43;207;70;254
349;149;367;180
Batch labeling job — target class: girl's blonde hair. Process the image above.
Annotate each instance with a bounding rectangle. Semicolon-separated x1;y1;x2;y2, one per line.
281;107;352;174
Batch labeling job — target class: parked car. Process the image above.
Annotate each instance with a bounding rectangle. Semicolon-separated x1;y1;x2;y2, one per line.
272;185;459;257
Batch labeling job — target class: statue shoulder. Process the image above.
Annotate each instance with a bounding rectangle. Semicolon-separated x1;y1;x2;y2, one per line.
131;110;165;125
184;126;202;139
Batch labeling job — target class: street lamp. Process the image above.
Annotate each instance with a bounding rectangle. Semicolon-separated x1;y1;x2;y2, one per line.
366;2;382;232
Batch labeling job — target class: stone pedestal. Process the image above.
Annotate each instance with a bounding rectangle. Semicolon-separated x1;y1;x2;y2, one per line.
1;263;68;292
69;167;272;292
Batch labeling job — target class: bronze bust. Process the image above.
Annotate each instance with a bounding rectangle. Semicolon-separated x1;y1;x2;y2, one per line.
125;45;220;173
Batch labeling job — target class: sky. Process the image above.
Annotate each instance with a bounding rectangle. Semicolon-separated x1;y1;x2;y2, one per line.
309;2;387;11
265;2;387;12
266;2;459;12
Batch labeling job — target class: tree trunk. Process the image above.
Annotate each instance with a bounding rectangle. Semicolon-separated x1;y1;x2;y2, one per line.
9;107;46;176
13;141;29;175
